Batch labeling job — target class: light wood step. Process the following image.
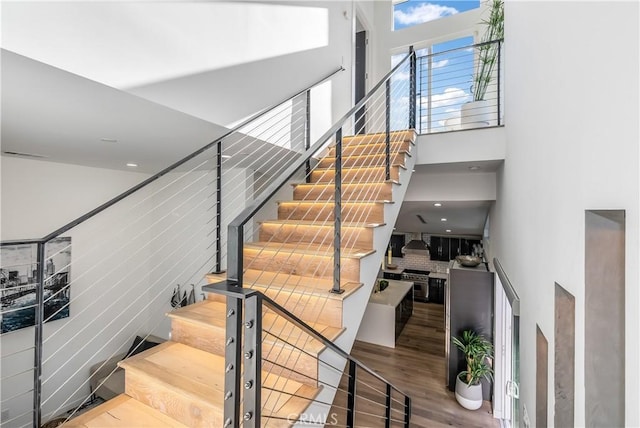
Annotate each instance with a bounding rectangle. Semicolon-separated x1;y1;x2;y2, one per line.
64;394;189;428
317;151;410;168
310;164;405;183
207;269;361;328
342;129;417;145
277;200;390;223
167;300;343;386
328;140;412;157
243;242;374;282
119;341;319;427
259;220;383;250
292;181;397;202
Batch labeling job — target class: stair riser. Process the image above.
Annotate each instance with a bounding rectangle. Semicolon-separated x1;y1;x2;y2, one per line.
310;166;400;183
171;317;320;387
244;249;360;282
293;183;392;201
259;224;373;249
328;140;411;157
256;287;343;328
125;370;222;427
317;152;407;168
278;203;385;223
343;130;416;145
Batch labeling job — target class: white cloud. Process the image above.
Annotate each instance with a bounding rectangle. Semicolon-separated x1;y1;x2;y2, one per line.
432;59;449;69
394;3;459;26
422;87;470;108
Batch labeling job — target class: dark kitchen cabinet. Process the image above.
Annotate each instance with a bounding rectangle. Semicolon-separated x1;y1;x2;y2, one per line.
429;236;450;261
429;236;483;261
428;277;445;304
383;271;403;281
395;289;413;339
389;234;405;257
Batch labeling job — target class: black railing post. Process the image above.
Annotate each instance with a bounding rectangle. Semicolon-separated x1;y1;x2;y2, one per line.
214;140;223;273
33;241;45;428
384;384;392;428
223;295;242;428
331;128;344;294
305;89;312;183
243;293;262;428
346;360;357;428
409;46;416;130
404;395;411;427
497;40;502;126
385;79;391;181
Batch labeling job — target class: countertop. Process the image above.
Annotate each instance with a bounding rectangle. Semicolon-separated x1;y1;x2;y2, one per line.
450;260;489;272
381;267;404;274
369;279;413;307
428;272;448;279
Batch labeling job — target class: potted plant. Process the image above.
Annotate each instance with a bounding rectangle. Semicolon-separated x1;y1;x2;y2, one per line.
451;330;494;410
461;0;504;129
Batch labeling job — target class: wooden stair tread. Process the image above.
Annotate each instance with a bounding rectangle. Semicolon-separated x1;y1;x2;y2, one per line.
64;394;189;428
277;200;393;205
168;299;343;354
313;164;407;172
244;242;375;258
206;270;362;300
119;341;318;421
259;219;385;228
321;150;412;160
291;180;400;187
166;299;226;329
342;130;417;144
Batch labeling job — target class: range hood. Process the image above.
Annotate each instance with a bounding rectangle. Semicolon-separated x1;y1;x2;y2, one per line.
401;239;430;255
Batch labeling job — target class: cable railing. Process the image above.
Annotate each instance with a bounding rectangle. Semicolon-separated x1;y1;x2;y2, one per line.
0;67;344;428
205;46;416;427
416;39;504;134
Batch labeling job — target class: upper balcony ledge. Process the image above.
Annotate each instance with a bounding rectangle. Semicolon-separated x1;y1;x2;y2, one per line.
414;126;506;166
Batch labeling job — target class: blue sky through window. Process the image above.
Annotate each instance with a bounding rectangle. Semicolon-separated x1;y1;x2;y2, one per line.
393;1;480;31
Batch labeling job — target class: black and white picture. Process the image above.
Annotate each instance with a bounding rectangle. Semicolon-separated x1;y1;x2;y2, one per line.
1;237;72;334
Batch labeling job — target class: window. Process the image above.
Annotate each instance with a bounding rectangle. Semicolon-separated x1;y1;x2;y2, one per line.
393;0;479;31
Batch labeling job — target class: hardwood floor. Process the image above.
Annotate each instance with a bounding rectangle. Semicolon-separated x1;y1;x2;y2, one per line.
335;301;500;428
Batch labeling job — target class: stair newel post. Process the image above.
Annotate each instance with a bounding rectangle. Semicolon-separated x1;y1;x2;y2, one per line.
384;384;392;428
305;89;312;183
409;45;416;130
385;79;391;181
243;292;262;428
331;128;344;294
32;241;45;428
214;140;223;273
346;360;357;428
223;225;243;428
404;395;411;427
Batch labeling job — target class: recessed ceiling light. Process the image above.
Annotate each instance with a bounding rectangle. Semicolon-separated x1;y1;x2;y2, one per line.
126;163;138;167
441;218;447;222
468;166;481;171
446;229;452;233
221;154;232;159
434;203;442;207
100;138;118;143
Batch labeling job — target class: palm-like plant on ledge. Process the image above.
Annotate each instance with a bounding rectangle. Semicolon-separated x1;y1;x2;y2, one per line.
461;0;504;129
452;330;494;410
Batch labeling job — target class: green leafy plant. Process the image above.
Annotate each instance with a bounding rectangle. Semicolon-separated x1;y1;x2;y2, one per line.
452;330;494;386
473;0;504;101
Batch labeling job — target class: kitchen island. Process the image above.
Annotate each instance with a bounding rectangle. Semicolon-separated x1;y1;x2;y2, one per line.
355;279;413;348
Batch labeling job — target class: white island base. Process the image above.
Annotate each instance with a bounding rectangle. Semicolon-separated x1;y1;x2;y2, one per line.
355;279;414;348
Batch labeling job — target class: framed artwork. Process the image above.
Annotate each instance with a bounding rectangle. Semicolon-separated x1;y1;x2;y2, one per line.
1;237;71;334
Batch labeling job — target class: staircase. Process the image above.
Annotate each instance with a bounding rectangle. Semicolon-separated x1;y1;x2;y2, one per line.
64;130;416;427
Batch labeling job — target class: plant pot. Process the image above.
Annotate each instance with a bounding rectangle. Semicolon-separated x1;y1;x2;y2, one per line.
455;374;483;410
460;100;492;130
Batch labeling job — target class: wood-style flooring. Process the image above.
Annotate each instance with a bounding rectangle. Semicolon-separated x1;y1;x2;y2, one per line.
331;302;499;428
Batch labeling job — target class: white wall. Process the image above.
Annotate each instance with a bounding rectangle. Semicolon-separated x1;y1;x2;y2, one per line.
404;171;496;202
127;1;354;134
489;2;639;427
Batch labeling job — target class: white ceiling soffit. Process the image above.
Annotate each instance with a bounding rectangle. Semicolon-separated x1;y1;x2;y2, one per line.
0;2;328;89
0;49;229;173
395;200;492;236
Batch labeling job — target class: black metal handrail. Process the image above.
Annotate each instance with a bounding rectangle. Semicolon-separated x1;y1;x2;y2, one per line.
0;66;344;428
204;282;412;427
